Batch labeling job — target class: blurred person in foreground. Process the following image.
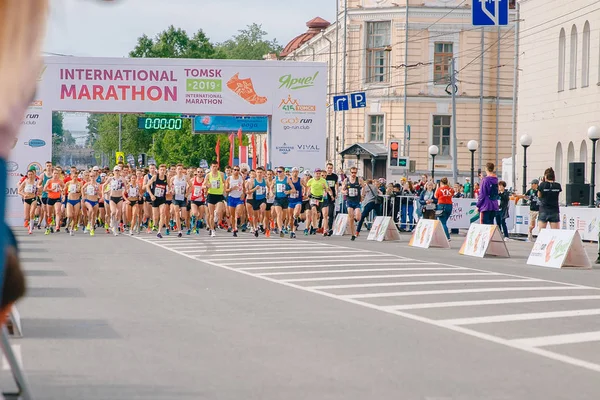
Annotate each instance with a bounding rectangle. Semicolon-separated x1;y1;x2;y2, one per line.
0;1;51;324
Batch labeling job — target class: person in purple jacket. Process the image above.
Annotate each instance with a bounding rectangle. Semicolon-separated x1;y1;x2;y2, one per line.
477;162;500;225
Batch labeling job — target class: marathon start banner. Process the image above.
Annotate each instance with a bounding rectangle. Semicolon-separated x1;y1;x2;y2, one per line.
6;57;327;226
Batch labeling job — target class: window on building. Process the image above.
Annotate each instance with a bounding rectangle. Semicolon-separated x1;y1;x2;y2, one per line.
368;115;384;142
558;28;566;91
583;21;590;87
570;25;578;89
366;22;391;83
432;115;451;157
434;43;453;84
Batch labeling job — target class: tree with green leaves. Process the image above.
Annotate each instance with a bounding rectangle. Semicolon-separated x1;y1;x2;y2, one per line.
129;25;224;59
217;23;282;60
85;113;103;147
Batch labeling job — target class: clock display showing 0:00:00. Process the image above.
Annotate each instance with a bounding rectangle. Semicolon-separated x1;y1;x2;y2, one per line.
139;117;183;130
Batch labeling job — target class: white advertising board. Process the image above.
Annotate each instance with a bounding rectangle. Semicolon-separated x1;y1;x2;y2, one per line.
408;219;450;249
447;198;515;230
513;205;600;242
459;223;510;258
367;216;401;242
527;229;591;269
7;57;327;226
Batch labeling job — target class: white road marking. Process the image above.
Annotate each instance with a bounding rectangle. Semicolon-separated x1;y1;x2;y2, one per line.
178;246;330;253
206;254;392;263
308;278;536;291
440;309;600;326
238;262;438;270
510;331;600;348
259;267;462;276
1;344;22;371
281;272;499;283
132;235;600;374
386;295;600;310
344;286;587;299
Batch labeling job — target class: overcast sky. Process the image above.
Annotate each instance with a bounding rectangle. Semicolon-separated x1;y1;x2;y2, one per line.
44;0;336;57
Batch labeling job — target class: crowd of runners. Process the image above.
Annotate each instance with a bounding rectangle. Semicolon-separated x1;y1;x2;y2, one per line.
17;160;393;241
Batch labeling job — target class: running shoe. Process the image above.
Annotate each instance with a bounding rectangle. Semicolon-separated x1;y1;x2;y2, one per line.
290;232;296;239
28;226;33;235
45;228;50;235
233;231;238;237
210;230;217;237
254;230;259;238
187;229;191;235
157;232;163;239
165;229;170;236
90;229;95;236
178;232;182;238
279;231;284;238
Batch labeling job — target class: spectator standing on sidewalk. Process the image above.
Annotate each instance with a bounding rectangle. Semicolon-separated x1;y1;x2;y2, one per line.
537;167;562;229
496;181;511;240
464;178;472;198
477;162;500;224
524;179;540;241
400;181;416;231
419;181;437;220
435;177;454;240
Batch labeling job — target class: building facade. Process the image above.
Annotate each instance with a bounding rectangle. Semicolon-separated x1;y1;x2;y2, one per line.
282;0;516;183
518;0;600;200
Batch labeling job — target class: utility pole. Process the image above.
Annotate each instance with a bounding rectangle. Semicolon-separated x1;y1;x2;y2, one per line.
403;2;409;157
511;2;520;191
118;113;122;152
451;57;458;184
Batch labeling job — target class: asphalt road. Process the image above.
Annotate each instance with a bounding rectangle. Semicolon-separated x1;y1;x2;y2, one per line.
11;227;600;400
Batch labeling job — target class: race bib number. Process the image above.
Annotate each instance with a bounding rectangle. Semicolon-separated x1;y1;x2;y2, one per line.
110;180;120;190
193;187;202;197
25;184;34;194
255;186;264;195
348;188;358;197
310;198;320;206
129;187;138;197
328;180;335;187
51;183;58;191
276;183;285;193
211;180;220;189
155;187;165;197
86;185;96;195
69;184;78;194
289;191;299;199
175;186;185;195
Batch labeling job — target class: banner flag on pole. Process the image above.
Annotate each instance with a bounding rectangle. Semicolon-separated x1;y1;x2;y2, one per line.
228;133;234;167
215;138;221;166
251;134;257;169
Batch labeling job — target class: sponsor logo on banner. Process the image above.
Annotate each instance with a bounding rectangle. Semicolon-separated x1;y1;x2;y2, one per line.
27;162;42;174
29;100;43;109
281;117;312;131
278;95;316;113
38;65;47;82
276;143;294;155
5;186;19;198
529;235;569;263
24;139;46;148
21;113;39;126
279;72;319;90
6;161;18;172
296;144;320;153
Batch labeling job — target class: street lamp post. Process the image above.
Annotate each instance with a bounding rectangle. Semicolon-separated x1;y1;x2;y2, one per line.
587;126;600;208
467;140;478;198
428;145;439;181
520;134;532;195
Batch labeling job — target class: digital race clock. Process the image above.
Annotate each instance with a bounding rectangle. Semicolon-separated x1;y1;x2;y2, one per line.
137;116;184;130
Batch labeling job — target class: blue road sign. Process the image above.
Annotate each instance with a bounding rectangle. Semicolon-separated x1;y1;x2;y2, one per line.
472;0;508;26
350;92;367;109
333;95;349;111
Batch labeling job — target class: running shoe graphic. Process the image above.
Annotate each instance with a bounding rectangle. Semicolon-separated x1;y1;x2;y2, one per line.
227;73;267;105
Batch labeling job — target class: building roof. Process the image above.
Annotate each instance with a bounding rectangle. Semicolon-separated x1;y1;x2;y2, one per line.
340;143;387;158
280;17;331;58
